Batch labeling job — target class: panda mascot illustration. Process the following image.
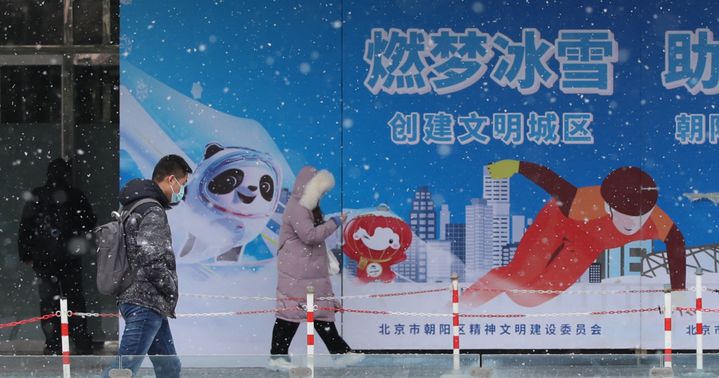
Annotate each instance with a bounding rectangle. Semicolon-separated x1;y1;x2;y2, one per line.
171;142;282;265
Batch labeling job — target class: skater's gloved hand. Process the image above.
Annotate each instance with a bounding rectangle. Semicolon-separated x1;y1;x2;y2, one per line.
487;160;520;179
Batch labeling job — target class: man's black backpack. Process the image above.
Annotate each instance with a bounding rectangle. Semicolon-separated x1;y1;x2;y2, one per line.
94;198;161;296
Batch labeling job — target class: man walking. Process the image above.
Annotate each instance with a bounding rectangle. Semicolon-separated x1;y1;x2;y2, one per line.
106;155;191;378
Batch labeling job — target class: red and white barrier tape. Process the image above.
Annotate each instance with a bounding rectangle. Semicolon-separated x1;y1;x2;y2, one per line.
468;287;668;295
181;287;450;302
318;307;445;317
73;312;120;318
181;293;276;301
462;307;661;318
318;306;662;318
0;313;56;329
676;307;719;313
330;287;450;300
63;306;665;320
72;308;303;319
177;308;299;318
182;286;719;303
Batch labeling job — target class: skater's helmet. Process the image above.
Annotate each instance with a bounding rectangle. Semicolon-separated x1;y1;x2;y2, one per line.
600;166;657;216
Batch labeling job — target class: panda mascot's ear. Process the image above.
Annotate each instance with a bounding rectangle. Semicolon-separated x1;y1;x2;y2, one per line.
204;143;225;160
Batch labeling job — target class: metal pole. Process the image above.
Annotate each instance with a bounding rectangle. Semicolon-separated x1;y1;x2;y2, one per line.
61;0;75;159
60;297;71;378
451;272;460;371
306;286;315;378
663;284;672;369
696;268;704;370
102;0;112;45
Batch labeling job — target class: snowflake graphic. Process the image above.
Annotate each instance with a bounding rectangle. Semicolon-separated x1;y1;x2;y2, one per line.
120;34;133;57
191;82;203;99
135;79;149;102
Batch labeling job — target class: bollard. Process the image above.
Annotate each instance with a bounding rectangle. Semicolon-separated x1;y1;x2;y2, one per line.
306;286;315;378
451;272;460;371
440;273;478;378
650;285;674;377
59;297;71;378
696;267;703;371
663;284;672;368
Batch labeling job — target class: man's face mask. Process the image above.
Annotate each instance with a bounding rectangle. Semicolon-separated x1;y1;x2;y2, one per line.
170;176;187;204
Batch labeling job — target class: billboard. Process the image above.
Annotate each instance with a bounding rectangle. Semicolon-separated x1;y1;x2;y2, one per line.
121;0;719;352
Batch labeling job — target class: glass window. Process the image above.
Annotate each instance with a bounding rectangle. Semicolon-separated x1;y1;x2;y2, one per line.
1;66;61;123
0;0;119;354
0;0;64;45
73;0;103;45
74;64;119;123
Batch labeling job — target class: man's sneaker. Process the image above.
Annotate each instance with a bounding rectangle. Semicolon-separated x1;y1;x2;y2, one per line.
334;351;365;368
268;356;294;371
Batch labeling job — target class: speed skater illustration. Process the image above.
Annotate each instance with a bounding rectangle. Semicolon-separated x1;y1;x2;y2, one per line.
462;160;686;307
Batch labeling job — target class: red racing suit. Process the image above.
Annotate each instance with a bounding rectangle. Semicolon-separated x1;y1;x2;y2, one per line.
463;162;686;307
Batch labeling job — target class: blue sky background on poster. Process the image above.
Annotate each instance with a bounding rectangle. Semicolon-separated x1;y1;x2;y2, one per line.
120;0;343;206
640;2;718;250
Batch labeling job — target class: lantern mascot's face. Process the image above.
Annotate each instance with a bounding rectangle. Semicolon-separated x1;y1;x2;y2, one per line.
342;212;412;283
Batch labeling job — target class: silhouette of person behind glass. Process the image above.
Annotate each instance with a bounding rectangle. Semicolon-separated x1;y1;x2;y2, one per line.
18;158;96;355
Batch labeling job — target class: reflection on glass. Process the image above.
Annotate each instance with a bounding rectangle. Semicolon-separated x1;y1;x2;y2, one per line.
73;0;104;45
18;158;96;355
0;66;61;124
0;1;63;45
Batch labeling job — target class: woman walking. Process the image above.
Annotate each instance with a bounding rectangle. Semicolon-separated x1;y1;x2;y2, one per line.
269;166;362;370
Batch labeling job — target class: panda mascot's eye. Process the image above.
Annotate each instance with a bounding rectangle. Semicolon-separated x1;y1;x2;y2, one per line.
260;174;274;201
209;169;244;195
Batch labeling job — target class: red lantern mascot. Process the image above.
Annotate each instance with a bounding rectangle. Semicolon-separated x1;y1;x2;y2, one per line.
342;212;412;282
